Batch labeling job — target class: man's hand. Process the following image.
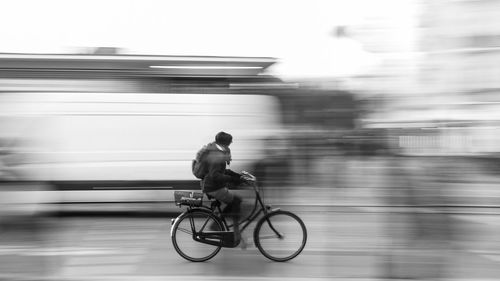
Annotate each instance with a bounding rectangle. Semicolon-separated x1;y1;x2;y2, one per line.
240;171;256;182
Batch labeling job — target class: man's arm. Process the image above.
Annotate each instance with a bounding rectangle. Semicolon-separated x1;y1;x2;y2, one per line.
209;165;233;184
225;169;243;185
206;153;234;185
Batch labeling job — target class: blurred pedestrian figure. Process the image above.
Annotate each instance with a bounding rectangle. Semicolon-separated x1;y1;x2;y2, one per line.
382;148;453;280
0;137;50;278
253;136;291;188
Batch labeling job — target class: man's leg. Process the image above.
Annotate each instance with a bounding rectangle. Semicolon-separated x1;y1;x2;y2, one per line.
229;195;242;239
207;188;242;241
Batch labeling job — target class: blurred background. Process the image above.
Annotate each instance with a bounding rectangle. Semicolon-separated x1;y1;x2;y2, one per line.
1;0;500;280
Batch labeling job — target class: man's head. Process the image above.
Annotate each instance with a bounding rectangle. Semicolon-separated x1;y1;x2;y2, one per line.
215;131;233;147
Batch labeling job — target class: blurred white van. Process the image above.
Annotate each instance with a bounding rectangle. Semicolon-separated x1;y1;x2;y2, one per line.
0;92;283;205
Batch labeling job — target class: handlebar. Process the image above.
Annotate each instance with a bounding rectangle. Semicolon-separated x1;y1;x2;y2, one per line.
241;170;257;183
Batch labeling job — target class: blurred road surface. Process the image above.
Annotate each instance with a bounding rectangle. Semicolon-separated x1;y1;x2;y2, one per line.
0;205;499;281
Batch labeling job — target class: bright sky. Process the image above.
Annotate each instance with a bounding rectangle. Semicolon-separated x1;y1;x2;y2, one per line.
0;0;418;78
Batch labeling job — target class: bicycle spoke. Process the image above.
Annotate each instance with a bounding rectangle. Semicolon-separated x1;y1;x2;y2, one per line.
258;234;280;240
200;216;211;232
176;227;192;235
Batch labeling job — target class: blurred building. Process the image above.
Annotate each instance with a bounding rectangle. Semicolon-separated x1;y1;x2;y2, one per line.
401;0;500;156
343;0;500;157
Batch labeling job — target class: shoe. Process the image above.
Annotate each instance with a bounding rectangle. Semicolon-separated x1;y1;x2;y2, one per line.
239;237;248;250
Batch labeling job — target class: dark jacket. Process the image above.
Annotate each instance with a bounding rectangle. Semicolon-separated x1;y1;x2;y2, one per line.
201;142;241;193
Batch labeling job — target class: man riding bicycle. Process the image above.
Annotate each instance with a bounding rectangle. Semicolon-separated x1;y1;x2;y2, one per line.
200;131;249;243
173;131;306;261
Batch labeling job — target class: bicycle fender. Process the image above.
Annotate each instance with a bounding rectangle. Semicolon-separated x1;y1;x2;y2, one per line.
170;212;186;237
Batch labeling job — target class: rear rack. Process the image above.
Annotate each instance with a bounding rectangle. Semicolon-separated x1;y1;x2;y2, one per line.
174;191;204;207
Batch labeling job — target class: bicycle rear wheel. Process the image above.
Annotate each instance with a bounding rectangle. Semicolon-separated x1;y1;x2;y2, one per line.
171;209;224;262
254;210;307;262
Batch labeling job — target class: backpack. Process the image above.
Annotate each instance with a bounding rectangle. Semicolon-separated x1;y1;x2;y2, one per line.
192;144;210;179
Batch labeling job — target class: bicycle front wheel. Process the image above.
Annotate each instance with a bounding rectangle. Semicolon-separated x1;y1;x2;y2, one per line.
254;210;307;262
171;209;224;262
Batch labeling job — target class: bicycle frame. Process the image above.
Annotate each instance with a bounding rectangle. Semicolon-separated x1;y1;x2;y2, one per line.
188;181;282;248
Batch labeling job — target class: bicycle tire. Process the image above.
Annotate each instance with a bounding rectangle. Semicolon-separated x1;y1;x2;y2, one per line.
171;209;224;262
254;210;307;262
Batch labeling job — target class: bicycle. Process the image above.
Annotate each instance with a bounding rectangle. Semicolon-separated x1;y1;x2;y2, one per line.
170;171;307;262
